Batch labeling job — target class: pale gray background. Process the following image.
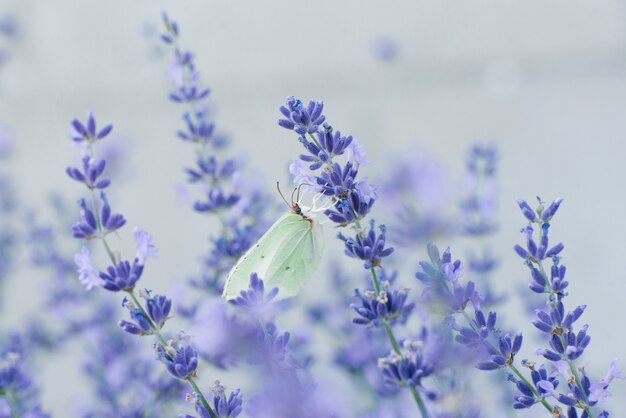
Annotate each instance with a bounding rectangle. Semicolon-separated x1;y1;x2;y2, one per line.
1;0;626;416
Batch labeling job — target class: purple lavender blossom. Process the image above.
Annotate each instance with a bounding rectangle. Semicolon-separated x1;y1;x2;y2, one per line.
161;12;269;296
158;340;199;380
0;334;50;417
230;273;278;316
351;281;414;327
338;220;394;269
378;340;435;389
66;108;223;418
278;97;432;417
277;96;325;135
66;156;111;190
70;111;113;144
415;244;480;312
99;258;144;292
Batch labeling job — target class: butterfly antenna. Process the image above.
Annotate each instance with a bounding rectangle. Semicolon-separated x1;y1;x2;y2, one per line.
276;181;291;209
295;183;307;204
290;186;298;205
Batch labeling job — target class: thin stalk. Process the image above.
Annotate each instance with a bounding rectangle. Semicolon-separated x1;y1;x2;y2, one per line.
369;265;429;418
84;138;218;418
3;390;20;418
459;311;553;413
188;378;217;418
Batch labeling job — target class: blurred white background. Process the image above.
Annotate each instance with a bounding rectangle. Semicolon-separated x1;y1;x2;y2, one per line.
1;0;626;416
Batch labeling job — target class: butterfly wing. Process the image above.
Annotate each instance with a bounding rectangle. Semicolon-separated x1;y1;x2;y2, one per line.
222;212;324;301
263;213;323;299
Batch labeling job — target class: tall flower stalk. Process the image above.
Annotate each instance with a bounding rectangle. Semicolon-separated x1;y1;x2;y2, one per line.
67;112;241;418
161;13;269;295
278;97;432;417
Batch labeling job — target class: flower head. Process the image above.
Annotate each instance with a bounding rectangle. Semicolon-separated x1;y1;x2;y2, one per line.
378;340;435;388
277;96;325;136
70;111;113;144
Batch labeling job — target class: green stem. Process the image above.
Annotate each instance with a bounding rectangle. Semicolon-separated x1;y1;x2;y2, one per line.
307;130;429;415
125;291;167;346
82;107;218;418
508;364;553;412
369;265;430;418
188;378;217;418
534;257;594;417
410;387;429;418
459;311;553;413
3;390;20;418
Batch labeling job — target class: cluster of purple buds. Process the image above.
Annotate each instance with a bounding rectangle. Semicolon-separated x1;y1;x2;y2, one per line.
415;244;480;312
161;14;209;106
351;280;414;327
70;112;113;144
377;339;435;389
277;96;325;136
66;156;110;190
71;195;125;240
0;335;49;417
510;197;623;416
454;309;498;350
230;272;278;316
119;291;172;335
511;363;560;409
180;380;243;418
210;380;243;418
157;338;199;381
338;220;394;269
277;97;373;226
161;13;242;217
476;332;523;370
67;112;234;418
460;143;499;236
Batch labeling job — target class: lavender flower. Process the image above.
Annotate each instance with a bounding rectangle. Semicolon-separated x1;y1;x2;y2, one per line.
99;258;144;292
158;340;199;380
278;97;431;417
230;273;278;316
66;109;224;418
161;12;269;296
0;334;50;417
378;340;435;389
210;380;243;418
351;281;414;327
415;244;480;312
70;111;113;144
277;96;325;135
66;156;111;190
338;220;394;269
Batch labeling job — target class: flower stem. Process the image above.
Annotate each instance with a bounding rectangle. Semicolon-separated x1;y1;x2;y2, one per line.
369;265;430;418
188;377;217;418
2;390;20;418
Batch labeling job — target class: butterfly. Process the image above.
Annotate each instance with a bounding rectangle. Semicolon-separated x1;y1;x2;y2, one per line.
222;184;325;301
